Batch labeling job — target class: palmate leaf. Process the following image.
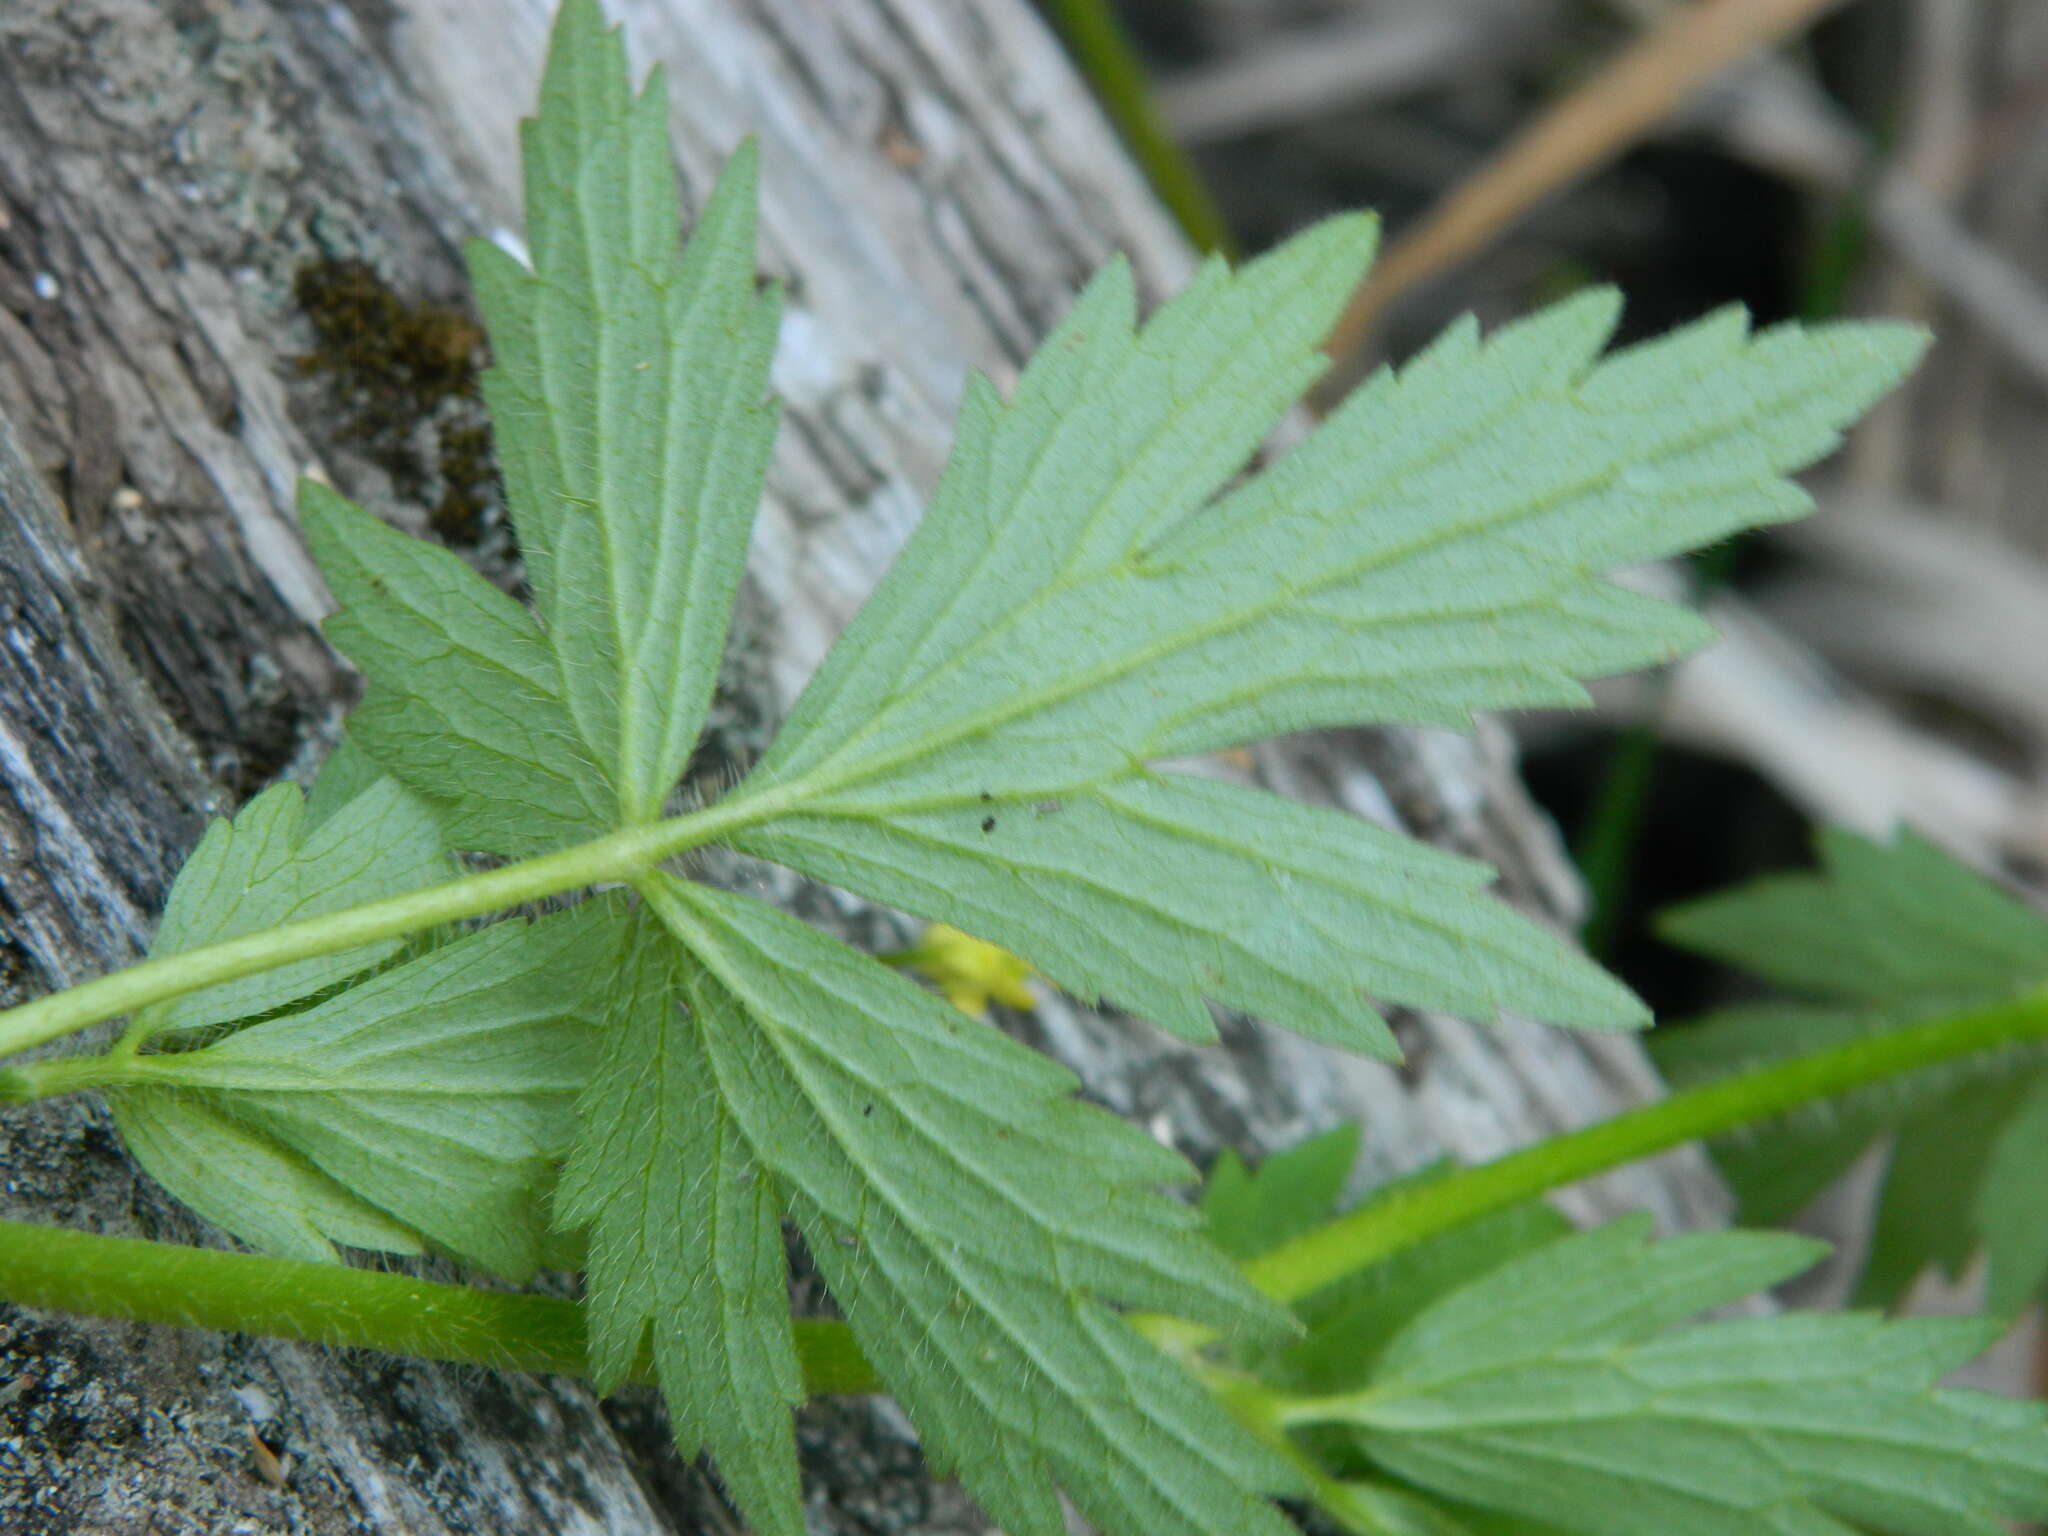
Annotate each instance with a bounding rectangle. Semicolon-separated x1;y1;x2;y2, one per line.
297;6;1294;1530
1653;828;2048;1309
260;3;1929;1531
1313;1217;2048;1536
723;239;1922;1054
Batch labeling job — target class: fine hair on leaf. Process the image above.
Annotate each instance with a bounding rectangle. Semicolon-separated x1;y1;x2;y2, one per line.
0;2;1963;1534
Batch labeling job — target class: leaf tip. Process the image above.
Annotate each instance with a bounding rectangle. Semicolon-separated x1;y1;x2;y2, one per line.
723;132;762;182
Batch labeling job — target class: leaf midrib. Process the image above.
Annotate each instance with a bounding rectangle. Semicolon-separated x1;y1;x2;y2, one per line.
747;357;1783;819
868;246;1352;745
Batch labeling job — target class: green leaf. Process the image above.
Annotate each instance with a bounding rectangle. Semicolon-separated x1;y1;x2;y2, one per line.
1660;825;2048;1009
1276;1180;1571;1396
741;772;1637;1055
139;778;447;1041
1202;1121;1360;1260
554;901;804;1536
1977;1071;2048;1315
112;1089;423;1264
645;872;1298;1536
302;483;610;857
467;0;780;826
302;734;386;829
1309;1480;1569;1536
122;903;611;1278
1310;1218;2048;1536
259;8;1931;1533
724;234;1920;1052
1654;829;2048;1308
1374;1216;1826;1378
1856;1074;2032;1308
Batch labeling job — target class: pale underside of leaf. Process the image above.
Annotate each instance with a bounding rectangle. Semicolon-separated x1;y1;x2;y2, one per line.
302;481;610;857
740;770;1640;1052
302;734;388;830
554;899;803;1536
140;777;447;1040
249;16;1953;1536
468;0;780;825
647;873;1299;1536
726;219;1923;1051
112;1089;423;1264
144;905;612;1278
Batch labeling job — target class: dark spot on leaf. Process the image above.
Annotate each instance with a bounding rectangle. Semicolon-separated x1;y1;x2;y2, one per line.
981;815;996;833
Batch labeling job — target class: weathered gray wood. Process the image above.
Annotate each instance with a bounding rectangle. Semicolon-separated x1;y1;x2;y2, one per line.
1;2;1727;1532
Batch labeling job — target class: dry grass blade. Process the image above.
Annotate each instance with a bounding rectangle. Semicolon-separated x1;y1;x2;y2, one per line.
1158;4;1551;145
1324;0;1849;366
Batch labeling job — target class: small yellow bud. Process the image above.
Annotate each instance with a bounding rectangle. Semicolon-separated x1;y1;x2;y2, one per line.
883;923;1037;1017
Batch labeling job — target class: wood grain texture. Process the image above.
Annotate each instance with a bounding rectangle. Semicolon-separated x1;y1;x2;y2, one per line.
0;2;1726;1531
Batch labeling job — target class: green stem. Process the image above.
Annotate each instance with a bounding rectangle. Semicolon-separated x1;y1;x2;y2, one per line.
9;987;2048;1425
0;788;795;1065
4;1048;282;1105
0;1053;145;1104
1245;986;2048;1304
1039;0;1238;256
0;1217;879;1397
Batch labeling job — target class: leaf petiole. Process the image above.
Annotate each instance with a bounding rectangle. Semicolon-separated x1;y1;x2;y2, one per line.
0;783;804;1066
0;1053;157;1104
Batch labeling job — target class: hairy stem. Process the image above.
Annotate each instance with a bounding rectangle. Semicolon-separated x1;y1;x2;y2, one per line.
0;1217;879;1396
13;987;2048;1401
0;1053;148;1104
0;788;798;1065
1245;986;2048;1303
